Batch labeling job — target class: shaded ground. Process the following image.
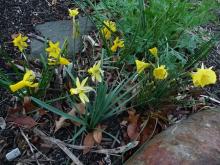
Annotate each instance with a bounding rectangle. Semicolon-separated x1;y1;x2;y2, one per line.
0;0;74;55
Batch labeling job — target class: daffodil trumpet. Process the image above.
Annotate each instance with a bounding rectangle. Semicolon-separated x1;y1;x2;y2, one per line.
46;41;70;65
153;65;168;80
88;61;104;82
9;70;38;92
191;63;216;87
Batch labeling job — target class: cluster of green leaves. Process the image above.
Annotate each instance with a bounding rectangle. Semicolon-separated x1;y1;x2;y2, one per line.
32;72;140;130
92;0;218;57
80;0;219;109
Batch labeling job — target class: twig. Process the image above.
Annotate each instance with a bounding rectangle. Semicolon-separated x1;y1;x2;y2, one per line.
33;128;83;165
111;131;120;148
27;33;47;42
200;95;220;104
20;129;40;165
91;141;139;154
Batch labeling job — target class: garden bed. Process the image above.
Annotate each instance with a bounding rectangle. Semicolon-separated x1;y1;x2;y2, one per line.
0;0;220;164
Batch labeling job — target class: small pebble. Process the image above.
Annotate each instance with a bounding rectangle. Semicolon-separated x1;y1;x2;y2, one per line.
6;148;21;161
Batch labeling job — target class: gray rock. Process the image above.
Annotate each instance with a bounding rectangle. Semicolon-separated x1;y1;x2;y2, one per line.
30;16;95;58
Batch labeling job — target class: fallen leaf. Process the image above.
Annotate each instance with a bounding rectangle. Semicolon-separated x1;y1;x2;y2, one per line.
7;114;37;129
54;103;85;132
83;133;95;154
128;110;139;124
93;125;102;144
55;109;76;132
38;109;47;116
75;103;86;115
140;118;158;144
8;106;22;114
23;96;37;113
127;123;139;140
127;109;140;140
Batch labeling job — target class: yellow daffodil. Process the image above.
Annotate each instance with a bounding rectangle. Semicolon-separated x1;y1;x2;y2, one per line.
191;63;216;87
12;34;28;52
46;41;61;57
135;60;150;74
149;47;158;57
111;37;124;52
70;77;94;104
48;56;70;65
46;41;70;65
101;20;116;40
69;8;79;17
153;65;168;80
88;61;104;82
9;70;38;92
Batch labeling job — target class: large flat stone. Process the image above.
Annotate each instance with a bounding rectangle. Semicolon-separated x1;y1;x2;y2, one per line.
30;16;95;58
125;109;220;165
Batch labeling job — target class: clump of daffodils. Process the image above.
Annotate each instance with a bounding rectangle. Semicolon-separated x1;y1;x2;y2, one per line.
111;37;124;52
88;61;104;83
70;77;94;104
191;63;216;87
135;60;150;74
46;41;70;65
10;70;38;92
153;65;168;80
101;20;117;40
12;34;28;52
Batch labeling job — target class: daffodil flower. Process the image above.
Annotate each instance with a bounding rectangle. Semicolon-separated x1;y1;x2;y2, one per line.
46;41;61;57
12;34;28;52
153;65;168;80
46;41;70;65
135;60;150;74
9;70;38;92
70;77;94;104
191;63;216;87
111;37;124;52
88;61;104;82
68;8;79;17
101;20;116;40
149;47;158;57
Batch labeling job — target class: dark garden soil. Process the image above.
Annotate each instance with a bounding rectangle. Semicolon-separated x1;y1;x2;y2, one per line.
0;0;220;165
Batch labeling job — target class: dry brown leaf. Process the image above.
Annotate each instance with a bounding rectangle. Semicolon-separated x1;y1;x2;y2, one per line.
54;103;85;132
127;123;139;140
140;118;158;144
83;133;95;154
93;125;102;144
75;103;86;115
23;96;37;113
128;109;139;124
127;109;140;140
55;108;76;132
7;114;37;129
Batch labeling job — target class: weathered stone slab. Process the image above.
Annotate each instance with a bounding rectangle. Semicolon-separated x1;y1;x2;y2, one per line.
30;16;95;58
125;109;220;165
